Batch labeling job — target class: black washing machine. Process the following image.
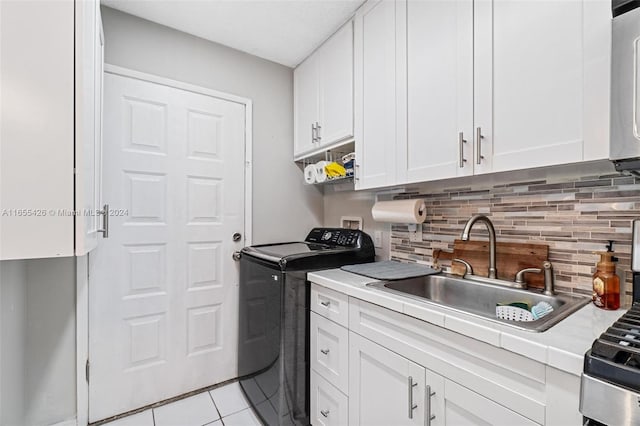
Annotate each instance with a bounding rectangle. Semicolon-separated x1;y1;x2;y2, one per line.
237;228;375;425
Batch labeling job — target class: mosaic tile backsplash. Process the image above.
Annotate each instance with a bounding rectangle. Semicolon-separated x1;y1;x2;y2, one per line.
390;173;640;304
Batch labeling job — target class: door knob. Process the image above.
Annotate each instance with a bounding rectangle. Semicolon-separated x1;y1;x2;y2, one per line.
232;251;241;261
232;232;242;242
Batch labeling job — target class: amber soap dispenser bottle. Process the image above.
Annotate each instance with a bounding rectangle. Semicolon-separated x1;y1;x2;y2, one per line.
592;251;620;310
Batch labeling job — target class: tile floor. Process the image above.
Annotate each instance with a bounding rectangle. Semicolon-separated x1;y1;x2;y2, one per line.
103;382;263;426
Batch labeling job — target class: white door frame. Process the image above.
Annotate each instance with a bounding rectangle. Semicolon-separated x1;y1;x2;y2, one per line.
76;64;253;425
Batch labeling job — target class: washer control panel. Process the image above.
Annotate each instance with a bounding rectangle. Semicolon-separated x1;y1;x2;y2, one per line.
306;228;363;247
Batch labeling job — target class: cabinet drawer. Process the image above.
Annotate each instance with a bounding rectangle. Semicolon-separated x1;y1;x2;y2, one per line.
311;370;348;426
311;284;349;327
311;312;349;394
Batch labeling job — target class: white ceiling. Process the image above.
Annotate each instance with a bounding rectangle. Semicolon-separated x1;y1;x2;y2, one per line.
101;0;366;68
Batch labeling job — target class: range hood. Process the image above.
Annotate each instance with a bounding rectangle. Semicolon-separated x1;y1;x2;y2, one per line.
610;0;640;176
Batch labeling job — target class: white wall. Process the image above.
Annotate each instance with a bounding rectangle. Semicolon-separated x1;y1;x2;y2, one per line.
0;260;26;426
23;258;76;426
323;187;389;261
0;258;76;426
101;6;324;245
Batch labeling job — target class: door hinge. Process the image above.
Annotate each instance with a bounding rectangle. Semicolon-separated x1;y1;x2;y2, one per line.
85;359;90;383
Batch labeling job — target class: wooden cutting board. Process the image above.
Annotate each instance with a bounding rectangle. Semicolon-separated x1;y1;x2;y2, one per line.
450;240;549;288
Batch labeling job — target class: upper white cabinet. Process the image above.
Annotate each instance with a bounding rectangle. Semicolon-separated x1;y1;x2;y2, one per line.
294;55;319;157
76;0;105;255
294;21;354;160
0;0;104;260
403;0;474;183
353;0;402;190
353;0;611;189
473;0;611;174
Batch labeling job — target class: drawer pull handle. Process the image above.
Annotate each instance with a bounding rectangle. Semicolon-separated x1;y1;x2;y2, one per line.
320;300;331;307
98;204;110;238
320;410;330;418
408;376;418;419
320;348;330;355
458;131;467;168
476;127;485;165
426;385;436;425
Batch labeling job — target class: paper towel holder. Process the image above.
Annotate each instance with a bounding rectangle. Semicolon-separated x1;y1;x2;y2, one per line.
407;223;423;242
409;201;425;242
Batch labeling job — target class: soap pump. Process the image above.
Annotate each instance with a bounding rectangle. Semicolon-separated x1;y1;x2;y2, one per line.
592;242;620;310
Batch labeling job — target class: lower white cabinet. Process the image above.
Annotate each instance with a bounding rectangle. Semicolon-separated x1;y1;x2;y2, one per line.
311;370;349;426
349;332;431;426
348;332;535;426
309;283;581;426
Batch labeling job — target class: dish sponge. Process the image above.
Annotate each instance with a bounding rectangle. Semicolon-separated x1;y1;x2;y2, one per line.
531;301;554;320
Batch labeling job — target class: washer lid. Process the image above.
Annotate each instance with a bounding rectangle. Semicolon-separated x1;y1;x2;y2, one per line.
250;242;330;258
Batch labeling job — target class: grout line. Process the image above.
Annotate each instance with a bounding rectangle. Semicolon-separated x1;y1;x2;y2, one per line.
208;387;223;423
151;408;156;426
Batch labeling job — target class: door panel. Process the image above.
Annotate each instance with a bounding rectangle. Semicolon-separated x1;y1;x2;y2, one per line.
405;0;473;182
349;332;425;426
443;379;537;426
319;21;354;146
354;0;398;189
474;0;584;174
294;56;319;158
89;73;245;421
75;0;101;255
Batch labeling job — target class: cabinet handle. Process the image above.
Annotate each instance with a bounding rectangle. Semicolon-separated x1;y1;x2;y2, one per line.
320;409;330;418
98;203;109;238
458;131;467;168
355;164;360;181
316;122;322;142
426;385;436;425
408;376;418;419
312;123;317;143
320;348;330;355
320;300;331;307
476;127;485;165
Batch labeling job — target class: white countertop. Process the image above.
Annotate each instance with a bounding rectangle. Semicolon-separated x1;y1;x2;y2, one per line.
308;268;623;377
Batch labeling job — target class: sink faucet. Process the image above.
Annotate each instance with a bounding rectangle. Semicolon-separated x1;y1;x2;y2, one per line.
461;214;497;279
542;261;556;295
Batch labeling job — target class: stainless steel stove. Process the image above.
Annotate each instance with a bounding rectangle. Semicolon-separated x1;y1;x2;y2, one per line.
580;219;640;425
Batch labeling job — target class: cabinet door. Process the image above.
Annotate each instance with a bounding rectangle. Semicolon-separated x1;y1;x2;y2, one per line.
474;0;600;174
75;0;104;255
0;0;75;260
318;21;354;147
349;332;425;426
294;55;319;159
443;379;538;426
354;0;400;190
404;0;473;183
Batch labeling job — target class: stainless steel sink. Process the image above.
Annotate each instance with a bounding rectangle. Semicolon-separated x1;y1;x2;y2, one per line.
367;273;590;332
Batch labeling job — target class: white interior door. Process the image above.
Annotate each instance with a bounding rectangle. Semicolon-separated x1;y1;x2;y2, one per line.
89;72;246;421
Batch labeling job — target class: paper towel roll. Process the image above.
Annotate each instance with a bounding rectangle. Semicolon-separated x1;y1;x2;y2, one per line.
371;199;427;224
315;161;328;183
304;164;317;184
